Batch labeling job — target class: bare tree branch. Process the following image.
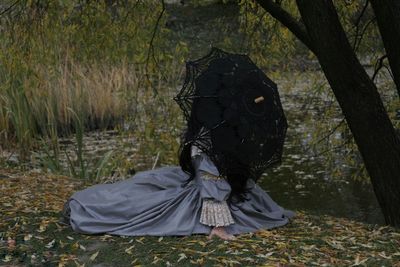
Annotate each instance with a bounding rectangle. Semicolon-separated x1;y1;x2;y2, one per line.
303;118;346;154
308;133;353;159
372;54;388;81
384;63;395;81
354;0;370;26
353;17;376;53
241;10;268;51
0;0;20;16
145;0;166;95
352;0;370;51
255;0;315;53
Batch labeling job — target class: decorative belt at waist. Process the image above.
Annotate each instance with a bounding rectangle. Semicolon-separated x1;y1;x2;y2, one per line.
199;171;224;180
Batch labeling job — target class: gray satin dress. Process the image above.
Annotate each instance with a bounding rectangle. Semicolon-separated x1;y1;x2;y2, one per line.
65;146;295;236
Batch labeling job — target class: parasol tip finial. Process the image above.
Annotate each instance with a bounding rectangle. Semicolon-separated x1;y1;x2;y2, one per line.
254;96;264;104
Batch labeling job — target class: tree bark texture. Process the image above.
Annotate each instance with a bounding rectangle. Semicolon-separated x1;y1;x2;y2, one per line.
256;0;400;226
295;0;400;227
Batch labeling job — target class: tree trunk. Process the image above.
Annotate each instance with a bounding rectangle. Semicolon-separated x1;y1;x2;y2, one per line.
370;0;400;97
293;0;400;226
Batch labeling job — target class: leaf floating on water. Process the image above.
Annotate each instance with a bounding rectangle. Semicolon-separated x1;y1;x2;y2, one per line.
295;184;305;189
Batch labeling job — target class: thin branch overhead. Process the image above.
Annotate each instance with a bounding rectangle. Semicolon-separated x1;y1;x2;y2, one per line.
255;0;315;53
353;18;376;53
145;0;166;95
303;118;346;155
372;54;388;82
352;0;370;51
0;0;20;16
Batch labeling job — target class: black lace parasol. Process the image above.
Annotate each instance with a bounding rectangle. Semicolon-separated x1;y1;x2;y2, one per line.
174;47;287;181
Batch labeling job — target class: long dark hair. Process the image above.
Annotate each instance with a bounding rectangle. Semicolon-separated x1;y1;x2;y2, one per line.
178;115;251;205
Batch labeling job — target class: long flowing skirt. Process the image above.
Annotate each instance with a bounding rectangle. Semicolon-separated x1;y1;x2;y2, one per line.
67;166;295;236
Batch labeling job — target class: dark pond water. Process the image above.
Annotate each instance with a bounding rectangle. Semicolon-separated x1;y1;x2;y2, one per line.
259;132;384;225
258;77;384;225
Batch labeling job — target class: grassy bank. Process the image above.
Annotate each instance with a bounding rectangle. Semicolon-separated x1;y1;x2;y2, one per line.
1;168;399;266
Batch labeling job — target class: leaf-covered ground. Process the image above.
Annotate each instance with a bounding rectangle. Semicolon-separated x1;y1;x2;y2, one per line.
1;168;400;266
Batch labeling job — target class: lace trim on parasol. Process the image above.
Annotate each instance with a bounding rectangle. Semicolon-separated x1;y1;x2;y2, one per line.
200;199;235;227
